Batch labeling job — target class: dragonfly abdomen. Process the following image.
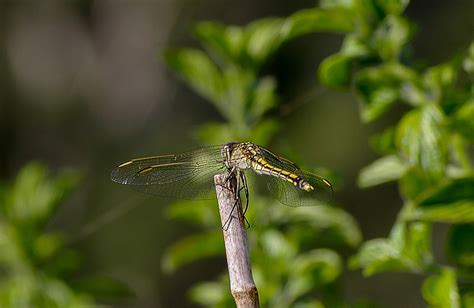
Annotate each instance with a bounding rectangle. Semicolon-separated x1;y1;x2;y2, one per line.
251;158;314;192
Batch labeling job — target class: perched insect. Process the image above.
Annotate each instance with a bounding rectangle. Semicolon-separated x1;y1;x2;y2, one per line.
111;142;333;207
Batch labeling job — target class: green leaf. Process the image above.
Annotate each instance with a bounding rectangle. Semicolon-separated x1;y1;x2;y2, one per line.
245;18;286;65
349;239;407;276
398;222;433;267
318;53;353;88
451;101;474;141
293;249;342;285
399;167;434;200
422;268;460;308
358;155;407;188
163;49;225;108
272;205;362;247
320;0;355;9
406;177;474;223
283;7;355;40
249;77;278;119
447;224;474;268
417;177;474;206
285;249;342;302
369;126;397;155
375;0;410;15
423;62;458;103
260;229;297;259
194;22;245;64
396;104;447;177
4;162;79;225
355;64;417;122
161;231;224;273
373;15;412;61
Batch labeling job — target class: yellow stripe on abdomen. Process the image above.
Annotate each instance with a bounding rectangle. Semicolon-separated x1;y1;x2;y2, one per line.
253;160;301;186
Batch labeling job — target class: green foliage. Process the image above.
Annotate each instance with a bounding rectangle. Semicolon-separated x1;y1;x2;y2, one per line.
0;163;129;307
316;0;474;305
163;0;473;306
162;4;363;307
422;268;460;308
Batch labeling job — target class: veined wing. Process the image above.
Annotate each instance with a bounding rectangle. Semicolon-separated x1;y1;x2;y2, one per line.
256;146;333;206
111;145;226;199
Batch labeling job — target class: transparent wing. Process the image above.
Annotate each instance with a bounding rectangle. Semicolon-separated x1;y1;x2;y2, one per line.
111;145;226;199
255;146;333;206
265;171;333;206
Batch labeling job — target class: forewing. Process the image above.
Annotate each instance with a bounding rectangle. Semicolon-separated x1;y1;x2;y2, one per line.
111;146;226;199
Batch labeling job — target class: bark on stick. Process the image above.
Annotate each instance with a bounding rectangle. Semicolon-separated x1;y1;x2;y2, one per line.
214;173;259;308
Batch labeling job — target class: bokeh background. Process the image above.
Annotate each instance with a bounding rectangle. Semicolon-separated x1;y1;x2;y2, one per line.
1;0;472;307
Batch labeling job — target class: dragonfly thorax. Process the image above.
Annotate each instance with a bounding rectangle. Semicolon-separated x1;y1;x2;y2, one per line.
221;142;256;171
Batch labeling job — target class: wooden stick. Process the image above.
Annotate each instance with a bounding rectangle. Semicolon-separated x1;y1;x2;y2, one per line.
214;173;259;308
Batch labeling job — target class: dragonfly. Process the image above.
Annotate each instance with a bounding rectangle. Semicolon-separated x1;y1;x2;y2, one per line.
111;142;333;207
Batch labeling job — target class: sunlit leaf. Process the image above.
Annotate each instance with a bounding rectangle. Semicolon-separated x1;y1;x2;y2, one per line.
373;15;412;61
397;221;433;267
376;0;410;15
250;77;278;119
283;7;355;40
396;104;447;178
245;18;285;65
293;249;342;285
4;162;79;225
349;239;407;276
284;249;341;303
399;167;434;200
422;268;460;308
194;22;245;64
271;205;362;247
318;53;353;88
161;231;224;273
358;155;407;188
163;49;225;109
320;0;355;9
423;62;458;103
355;64;417;122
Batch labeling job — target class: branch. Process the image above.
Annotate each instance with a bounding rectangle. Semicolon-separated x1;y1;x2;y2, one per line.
214;173;259;308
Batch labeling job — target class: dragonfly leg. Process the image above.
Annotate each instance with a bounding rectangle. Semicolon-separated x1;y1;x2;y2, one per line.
221;170;251;230
240;172;249;215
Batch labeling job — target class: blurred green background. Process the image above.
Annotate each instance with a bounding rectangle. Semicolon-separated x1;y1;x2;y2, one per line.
0;0;472;307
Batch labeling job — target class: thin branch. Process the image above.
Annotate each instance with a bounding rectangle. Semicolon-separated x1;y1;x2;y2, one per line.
214;173;259;308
